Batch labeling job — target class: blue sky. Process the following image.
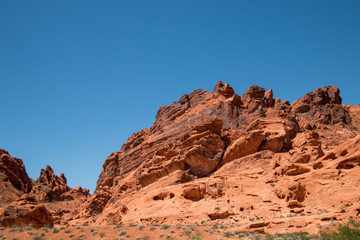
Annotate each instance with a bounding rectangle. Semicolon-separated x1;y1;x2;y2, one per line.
1;1;359;193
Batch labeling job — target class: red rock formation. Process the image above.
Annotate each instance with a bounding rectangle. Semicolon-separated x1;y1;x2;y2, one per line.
83;82;360;234
0;149;32;202
31;165;90;202
0;194;53;228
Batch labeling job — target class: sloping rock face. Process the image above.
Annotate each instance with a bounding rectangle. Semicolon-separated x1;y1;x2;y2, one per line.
0;194;53;228
31;165;90;202
0;149;32;202
88;82;359;234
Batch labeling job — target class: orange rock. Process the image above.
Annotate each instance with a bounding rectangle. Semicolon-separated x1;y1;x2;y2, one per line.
0;194;53;228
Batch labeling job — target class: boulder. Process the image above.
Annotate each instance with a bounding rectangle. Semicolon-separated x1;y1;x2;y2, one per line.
0;194;53;228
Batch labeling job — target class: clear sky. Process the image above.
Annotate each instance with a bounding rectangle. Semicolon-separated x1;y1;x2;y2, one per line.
1;1;359;193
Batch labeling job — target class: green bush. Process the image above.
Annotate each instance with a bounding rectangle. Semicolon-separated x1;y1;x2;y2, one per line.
320;219;360;240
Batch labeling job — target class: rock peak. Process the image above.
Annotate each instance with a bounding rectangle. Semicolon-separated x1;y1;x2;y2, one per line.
212;80;235;98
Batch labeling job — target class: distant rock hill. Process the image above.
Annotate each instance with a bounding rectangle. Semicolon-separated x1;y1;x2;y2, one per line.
0;151;90;227
1;81;359;234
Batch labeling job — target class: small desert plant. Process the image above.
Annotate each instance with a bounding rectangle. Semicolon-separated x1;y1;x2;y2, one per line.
99;231;105;238
82;222;89;226
159;233;164;237
64;229;71;233
59;226;65;230
139;224;146;230
201;221;207;226
149;226;156;231
52;228;59;234
119;230;127;236
78;233;85;238
224;231;236;238
161;224;170;230
32;236;42;240
129;222;137;227
126;233;130;238
8;228;17;232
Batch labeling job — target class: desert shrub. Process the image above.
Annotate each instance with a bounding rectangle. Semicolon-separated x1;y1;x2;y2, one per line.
129;222;137;227
159;233;164;237
161;224;170;230
119;230;127;236
149;226;156;231
320;219;360;240
52;228;59;234
99;231;105;238
32;236;42;240
139;224;145;230
224;231;236;238
170;229;175;233
64;229;71;233
182;230;202;240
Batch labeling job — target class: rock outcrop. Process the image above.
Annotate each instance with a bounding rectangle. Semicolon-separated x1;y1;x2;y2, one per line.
0;194;53;228
30;165;90;202
89;81;360;234
0;149;32;202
